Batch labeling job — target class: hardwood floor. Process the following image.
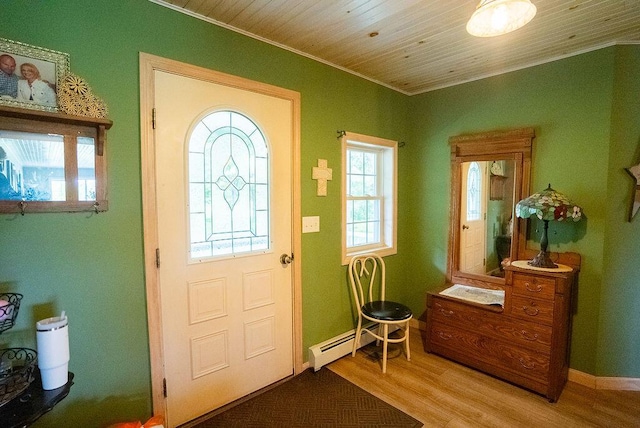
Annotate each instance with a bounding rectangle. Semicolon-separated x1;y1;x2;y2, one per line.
328;328;640;427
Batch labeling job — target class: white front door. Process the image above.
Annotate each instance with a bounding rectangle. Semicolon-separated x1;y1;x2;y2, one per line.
460;161;487;275
153;69;295;426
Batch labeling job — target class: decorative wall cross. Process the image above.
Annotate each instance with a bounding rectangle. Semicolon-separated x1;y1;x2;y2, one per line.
312;159;333;196
625;162;640;221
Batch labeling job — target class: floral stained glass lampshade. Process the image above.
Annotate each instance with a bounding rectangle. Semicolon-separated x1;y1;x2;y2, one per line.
515;184;583;268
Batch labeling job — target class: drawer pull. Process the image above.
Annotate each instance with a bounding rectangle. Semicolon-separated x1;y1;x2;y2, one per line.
525;281;543;292
523;304;540;316
438;308;454;317
521;330;539;341
463;315;478;323
519;358;535;370
437;331;452;340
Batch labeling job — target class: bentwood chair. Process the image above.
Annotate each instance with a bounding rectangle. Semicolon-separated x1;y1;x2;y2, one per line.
348;253;412;373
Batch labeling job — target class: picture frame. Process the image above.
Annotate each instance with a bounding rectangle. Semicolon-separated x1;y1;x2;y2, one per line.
0;38;69;112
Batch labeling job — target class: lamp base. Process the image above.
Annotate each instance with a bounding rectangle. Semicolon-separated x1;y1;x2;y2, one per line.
528;250;558;268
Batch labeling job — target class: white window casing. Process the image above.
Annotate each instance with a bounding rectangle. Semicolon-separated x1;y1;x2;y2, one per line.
341;131;397;265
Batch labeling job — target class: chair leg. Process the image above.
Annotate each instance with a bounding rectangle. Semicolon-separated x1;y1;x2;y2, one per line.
376;323;383;347
352;317;362;357
381;323;389;374
404;321;411;361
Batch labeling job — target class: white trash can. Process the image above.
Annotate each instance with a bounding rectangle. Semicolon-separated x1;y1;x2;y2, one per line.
36;314;69;390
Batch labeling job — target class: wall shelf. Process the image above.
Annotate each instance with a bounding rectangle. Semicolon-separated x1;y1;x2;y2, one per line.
0;106;112;214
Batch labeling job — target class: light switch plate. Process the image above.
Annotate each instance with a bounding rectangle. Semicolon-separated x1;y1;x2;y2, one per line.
302;216;320;233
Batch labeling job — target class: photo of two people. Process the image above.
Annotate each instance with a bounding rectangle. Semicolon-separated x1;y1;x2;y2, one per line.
0;39;69;111
0;53;57;107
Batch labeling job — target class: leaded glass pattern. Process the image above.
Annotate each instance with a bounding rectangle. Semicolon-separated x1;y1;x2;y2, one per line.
466;161;481;221
188;111;269;259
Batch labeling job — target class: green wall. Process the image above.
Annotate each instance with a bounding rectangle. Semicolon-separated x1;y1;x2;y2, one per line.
0;1;410;425
409;46;640;376
0;1;638;425
601;45;640;377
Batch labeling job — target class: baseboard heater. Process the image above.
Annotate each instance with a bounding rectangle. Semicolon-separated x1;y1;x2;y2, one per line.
309;323;399;371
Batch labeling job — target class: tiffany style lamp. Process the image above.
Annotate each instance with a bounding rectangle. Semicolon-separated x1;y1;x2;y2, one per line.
515;184;583;268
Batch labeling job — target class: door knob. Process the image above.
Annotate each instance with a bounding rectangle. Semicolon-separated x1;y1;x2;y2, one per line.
462;224;470;230
280;253;294;265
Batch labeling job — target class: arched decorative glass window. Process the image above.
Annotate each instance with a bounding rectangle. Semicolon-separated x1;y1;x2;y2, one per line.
466;161;481;221
188;111;269;260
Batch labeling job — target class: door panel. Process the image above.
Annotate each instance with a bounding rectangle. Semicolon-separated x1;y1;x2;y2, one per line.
154;70;293;426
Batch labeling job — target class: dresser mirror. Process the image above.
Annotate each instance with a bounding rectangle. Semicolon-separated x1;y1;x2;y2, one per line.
447;128;534;288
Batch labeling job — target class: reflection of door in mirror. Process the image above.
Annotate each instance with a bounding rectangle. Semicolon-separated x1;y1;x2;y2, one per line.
459;160;516;277
460;161;487;274
447;127;534;288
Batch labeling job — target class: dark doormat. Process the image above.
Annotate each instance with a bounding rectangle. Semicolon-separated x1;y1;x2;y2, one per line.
187;367;423;427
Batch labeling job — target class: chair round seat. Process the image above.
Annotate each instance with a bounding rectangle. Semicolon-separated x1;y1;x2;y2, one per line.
362;301;412;321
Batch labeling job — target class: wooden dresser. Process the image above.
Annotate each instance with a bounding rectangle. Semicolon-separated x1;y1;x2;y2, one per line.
425;263;577;402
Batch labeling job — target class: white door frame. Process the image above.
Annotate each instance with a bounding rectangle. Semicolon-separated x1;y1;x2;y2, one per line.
139;53;303;418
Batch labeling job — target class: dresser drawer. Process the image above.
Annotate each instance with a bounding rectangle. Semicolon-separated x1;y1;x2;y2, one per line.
492;315;552;353
429;321;550;384
511;295;555;325
430;296;486;327
430;296;552;352
512;273;555;300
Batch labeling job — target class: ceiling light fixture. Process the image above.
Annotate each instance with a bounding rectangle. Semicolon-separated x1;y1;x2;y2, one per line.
467;0;537;37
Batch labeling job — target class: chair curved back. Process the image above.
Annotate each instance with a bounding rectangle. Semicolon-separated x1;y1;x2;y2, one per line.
347;253;412;373
349;253;386;313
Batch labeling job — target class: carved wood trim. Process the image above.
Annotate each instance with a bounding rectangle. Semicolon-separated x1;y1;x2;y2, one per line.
447;128;535;288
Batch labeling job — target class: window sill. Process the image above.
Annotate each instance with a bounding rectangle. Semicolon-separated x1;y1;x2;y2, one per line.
342;245;396;265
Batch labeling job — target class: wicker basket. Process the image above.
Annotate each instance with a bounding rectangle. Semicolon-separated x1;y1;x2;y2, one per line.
0;348;38;408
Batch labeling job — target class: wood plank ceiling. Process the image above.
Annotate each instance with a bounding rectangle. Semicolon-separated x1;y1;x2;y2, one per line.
152;0;640;95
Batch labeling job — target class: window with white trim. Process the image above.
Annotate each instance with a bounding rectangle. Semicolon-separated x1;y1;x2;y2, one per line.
341;132;397;264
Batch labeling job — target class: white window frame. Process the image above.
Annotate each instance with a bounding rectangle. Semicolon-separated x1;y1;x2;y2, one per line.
341;131;397;265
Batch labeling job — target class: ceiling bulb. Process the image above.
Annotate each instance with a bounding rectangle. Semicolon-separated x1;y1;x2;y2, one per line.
467;0;537;37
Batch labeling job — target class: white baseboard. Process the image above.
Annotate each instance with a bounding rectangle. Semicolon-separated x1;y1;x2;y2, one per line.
308;323;383;371
569;369;640;391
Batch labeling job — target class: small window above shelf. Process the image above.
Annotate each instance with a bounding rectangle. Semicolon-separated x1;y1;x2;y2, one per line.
0;106;112;214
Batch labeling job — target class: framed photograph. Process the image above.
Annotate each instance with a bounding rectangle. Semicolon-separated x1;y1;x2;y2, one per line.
0;38;69;112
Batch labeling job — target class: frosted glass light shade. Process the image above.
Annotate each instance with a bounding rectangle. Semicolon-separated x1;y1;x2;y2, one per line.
467;0;537;37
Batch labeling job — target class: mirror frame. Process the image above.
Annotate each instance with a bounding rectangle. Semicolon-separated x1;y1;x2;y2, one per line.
0;105;111;214
447;128;535;288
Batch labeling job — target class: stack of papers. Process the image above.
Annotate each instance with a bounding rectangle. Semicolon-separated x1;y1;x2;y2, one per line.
439;284;505;307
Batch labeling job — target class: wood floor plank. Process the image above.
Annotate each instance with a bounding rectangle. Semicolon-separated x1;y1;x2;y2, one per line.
328;328;640;427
